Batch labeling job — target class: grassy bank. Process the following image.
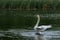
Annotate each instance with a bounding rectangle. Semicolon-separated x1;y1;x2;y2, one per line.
0;0;60;10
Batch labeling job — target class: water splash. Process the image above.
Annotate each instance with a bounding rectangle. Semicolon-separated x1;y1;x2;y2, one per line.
20;30;60;40
0;29;60;40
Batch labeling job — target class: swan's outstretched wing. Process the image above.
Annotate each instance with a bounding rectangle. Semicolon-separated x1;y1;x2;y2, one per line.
37;25;52;31
41;25;52;29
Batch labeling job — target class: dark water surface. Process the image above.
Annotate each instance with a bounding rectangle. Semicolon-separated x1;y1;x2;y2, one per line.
0;10;60;29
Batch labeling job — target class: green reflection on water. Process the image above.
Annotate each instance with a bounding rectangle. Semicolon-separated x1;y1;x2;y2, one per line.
0;10;60;40
0;10;60;30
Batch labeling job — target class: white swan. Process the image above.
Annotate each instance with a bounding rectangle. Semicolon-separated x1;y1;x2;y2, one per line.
34;15;52;32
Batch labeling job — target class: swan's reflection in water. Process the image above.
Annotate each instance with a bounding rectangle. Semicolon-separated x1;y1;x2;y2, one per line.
34;34;51;40
34;34;43;40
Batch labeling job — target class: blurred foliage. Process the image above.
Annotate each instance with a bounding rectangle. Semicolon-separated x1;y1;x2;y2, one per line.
0;0;60;10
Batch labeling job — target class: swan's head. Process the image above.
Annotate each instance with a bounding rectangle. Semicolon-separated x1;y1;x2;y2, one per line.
36;15;40;18
34;15;40;17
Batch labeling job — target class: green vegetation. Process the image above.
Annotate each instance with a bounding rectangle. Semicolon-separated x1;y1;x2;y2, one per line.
0;0;60;10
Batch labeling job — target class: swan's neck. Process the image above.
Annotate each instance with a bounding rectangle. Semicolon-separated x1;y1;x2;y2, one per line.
34;16;40;29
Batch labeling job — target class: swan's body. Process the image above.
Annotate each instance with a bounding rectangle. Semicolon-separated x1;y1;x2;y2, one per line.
36;25;52;31
34;15;52;32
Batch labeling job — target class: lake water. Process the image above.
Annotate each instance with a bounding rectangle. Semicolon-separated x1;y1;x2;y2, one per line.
0;29;60;40
0;10;60;40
